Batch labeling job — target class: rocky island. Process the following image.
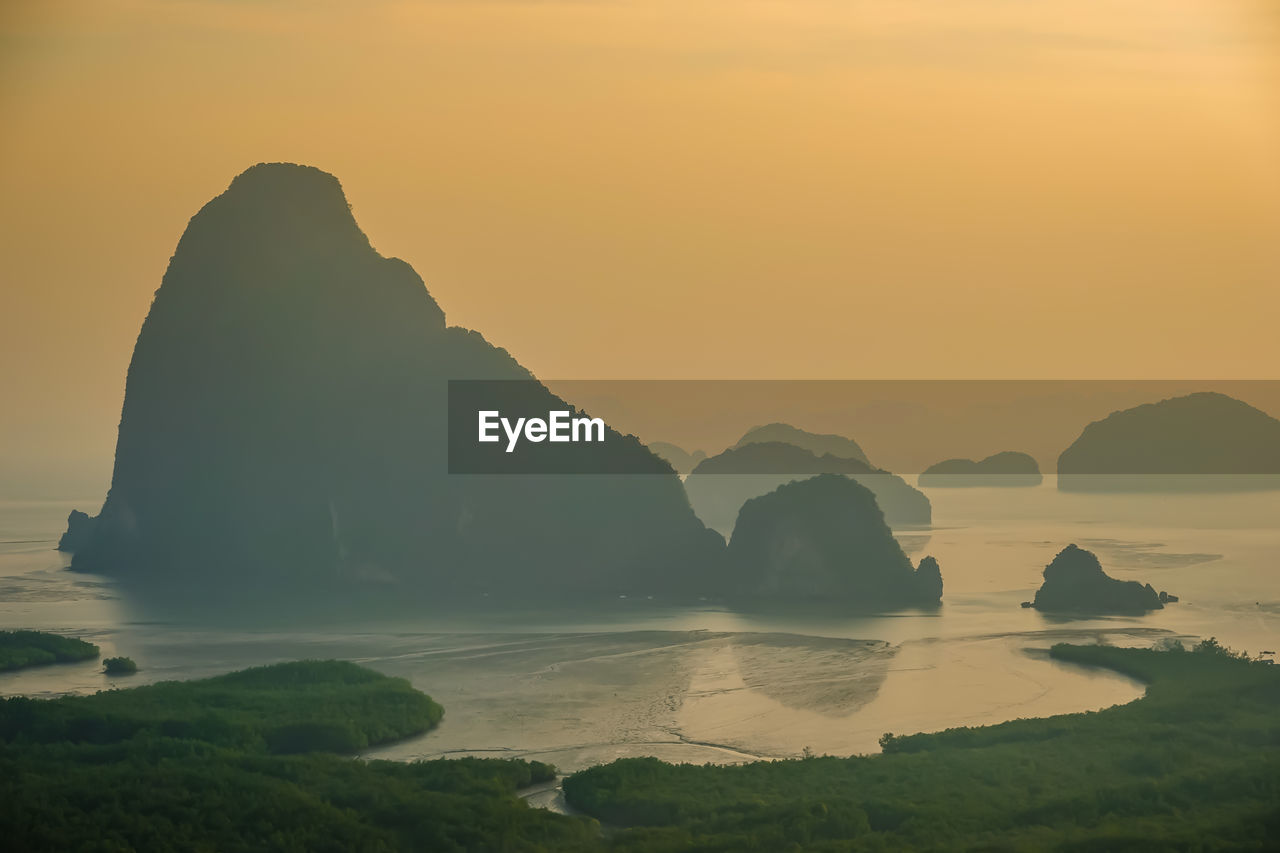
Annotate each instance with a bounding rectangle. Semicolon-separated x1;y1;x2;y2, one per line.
734;423;870;464
684;441;931;533
725;473;942;607
918;451;1043;487
1057;392;1280;491
60;163;724;602
1027;544;1173;615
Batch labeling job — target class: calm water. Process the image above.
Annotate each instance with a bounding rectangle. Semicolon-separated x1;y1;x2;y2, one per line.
2;480;1277;772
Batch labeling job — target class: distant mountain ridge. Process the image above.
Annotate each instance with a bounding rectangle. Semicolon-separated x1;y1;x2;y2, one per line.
648;442;707;475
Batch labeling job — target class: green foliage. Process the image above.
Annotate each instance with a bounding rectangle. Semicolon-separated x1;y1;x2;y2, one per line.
0;659;442;753
565;643;1280;851
1;741;600;851
0;629;99;671
6;647;1275;850
0;660;600;851
102;656;138;674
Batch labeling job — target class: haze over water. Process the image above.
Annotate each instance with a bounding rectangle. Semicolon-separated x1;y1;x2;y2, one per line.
5;479;1276;773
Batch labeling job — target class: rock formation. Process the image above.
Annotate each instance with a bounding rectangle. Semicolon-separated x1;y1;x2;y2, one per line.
57;510;97;553
685;441;930;533
918;451;1042;487
912;555;944;602
734;423;869;465
61;163;723;601
1029;544;1169;614
725;474;941;607
1058;392;1280;491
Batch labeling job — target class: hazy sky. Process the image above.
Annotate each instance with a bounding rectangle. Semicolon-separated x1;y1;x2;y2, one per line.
2;0;1278;495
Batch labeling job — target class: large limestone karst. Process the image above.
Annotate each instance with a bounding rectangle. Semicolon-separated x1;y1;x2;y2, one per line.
684;441;930;533
725;474;941;607
1058;392;1280;491
64;163;723;600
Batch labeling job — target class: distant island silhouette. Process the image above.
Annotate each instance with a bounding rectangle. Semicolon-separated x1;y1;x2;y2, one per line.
684;441;931;532
733;423;869;465
1026;544;1173;615
726;474;941;607
918;451;1042;488
59;163;724;601
648;442;707;475
1058;392;1280;491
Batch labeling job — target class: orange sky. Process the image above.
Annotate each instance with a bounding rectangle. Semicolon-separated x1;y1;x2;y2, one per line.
2;0;1278;495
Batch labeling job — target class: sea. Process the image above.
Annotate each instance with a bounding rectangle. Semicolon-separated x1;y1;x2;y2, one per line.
2;480;1277;790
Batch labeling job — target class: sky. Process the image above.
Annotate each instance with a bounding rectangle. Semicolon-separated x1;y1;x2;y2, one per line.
2;0;1279;495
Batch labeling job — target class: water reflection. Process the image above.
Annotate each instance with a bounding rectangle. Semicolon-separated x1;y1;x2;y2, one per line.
729;633;894;718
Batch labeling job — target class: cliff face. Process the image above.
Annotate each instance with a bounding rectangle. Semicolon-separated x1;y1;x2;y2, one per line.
1030;545;1164;614
57;510;95;552
1058;392;1280;491
725;474;941;607
918;451;1042;488
67;163;722;599
684;441;930;533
